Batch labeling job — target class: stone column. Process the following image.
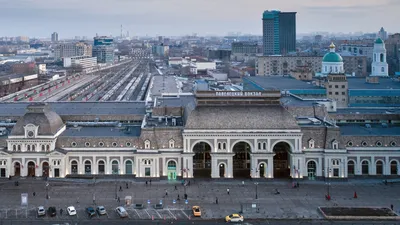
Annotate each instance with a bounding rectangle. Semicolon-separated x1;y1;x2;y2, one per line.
385;156;390;175
356;156;361;175
22;158;26;177
268;157;273;178
119;156;123;174
106;156;110;175
370;156;375;175
211;155;218;178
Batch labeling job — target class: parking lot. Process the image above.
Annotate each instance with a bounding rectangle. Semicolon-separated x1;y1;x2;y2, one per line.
0;205;194;222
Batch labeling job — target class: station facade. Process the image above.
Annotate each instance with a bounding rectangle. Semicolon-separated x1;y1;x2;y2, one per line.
0;91;399;180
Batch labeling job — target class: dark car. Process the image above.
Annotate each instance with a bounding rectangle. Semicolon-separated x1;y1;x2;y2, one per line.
48;207;57;217
86;207;96;217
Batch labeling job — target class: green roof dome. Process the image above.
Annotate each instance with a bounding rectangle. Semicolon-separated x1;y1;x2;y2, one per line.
322;52;343;63
375;38;384;44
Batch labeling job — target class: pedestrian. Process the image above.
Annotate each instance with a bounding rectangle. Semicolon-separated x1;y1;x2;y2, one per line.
297;182;300;188
76;197;80;203
60;208;63;216
117;197;120;203
216;197;218;204
165;190;168;196
146;181;148;186
33;192;36;197
119;186;122;191
227;188;230;195
150;179;152;186
391;204;394;211
126;182;128;189
174;185;177;190
184;194;188;200
177;194;180;201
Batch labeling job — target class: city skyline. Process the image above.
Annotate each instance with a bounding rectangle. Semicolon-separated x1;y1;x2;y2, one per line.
0;0;398;38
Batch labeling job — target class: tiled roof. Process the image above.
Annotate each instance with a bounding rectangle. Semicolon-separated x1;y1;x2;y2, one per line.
185;105;299;130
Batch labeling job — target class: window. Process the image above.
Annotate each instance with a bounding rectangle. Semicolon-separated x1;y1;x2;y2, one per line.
71;142;77;147
348;161;355;175
332;159;339;166
41;145;45;151
46;145;50;152
361;141;368;147
17;145;21;151
223;142;226;150
329;92;332;95
332;140;338;149
144;140;151;149
376;161;383;175
376;141;382;147
13;145;16;151
218;142;221;150
169;139;175;148
341;85;345;88
390;141;397;147
347;141;353;147
144;159;152;165
126;142;132;147
381;67;384;72
145;168;151;176
335;92;339;95
85;142;90;147
27;145;31;151
335;85;338;88
362;161;369;175
32;145;35;151
263;142;266;150
112;142;117;147
342;92;345;95
329;85;332;88
308;139;315;149
258;142;261;150
333;168;339;177
98;142;104;147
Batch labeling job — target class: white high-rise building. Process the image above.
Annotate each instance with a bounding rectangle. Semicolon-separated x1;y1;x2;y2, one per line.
378;27;388;40
371;38;388;77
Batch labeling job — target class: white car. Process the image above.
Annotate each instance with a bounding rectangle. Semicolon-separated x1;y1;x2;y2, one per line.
67;206;77;216
115;206;128;218
37;206;45;217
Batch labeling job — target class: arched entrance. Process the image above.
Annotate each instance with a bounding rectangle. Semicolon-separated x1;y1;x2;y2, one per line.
98;161;105;174
307;161;316;180
42;162;49;177
259;163;266;178
376;161;383;175
232;142;251;178
27;161;35;177
125;160;133;175
71;161;78;174
273;142;291;178
14;162;21;176
192;142;212;178
111;160;119;174
219;163;226;178
361;161;369;175
84;161;91;174
167;160;176;180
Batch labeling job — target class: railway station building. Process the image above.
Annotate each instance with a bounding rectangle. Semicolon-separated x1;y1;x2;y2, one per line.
0;90;399;180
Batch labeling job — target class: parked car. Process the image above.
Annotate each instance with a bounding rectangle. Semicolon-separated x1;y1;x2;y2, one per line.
47;207;57;217
37;206;45;217
96;206;107;215
86;207;96;217
115;206;128;218
225;214;244;222
192;206;201;217
67;206;76;216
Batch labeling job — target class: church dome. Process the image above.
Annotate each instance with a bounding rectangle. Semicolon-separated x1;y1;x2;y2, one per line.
375;38;384;44
323;52;343;63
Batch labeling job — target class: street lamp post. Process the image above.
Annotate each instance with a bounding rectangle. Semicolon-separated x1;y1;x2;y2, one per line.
255;182;258;199
45;182;49;199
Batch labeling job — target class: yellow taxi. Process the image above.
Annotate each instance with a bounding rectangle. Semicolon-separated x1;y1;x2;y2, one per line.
225;213;244;222
192;206;201;217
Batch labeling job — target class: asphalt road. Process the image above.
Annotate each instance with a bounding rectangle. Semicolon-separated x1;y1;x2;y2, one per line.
0;219;398;225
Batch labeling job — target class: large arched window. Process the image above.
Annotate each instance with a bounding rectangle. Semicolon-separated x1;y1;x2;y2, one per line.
347;161;355;176
125;160;133;174
361;161;369;175
376;161;383;175
112;160;119;174
391;161;398;175
98;161;105;174
84;161;91;174
71;161;78;174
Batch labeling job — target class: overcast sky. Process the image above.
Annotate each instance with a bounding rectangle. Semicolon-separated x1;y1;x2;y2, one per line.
0;0;398;38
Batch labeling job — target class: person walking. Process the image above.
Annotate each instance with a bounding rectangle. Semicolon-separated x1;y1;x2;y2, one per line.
227;188;230;195
165;190;168;196
150;179;152;186
60;208;63;216
216;197;218;204
119;186;122;191
174;185;177;190
145;181;148;186
33;192;36;197
117;197;120;203
177;194;180;201
391;204;394;211
126;182;128;189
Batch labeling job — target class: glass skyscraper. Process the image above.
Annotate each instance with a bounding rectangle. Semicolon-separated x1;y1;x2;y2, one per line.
262;10;296;56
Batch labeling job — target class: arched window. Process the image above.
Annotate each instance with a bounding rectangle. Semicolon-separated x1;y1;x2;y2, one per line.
71;161;78;174
308;139;315;149
112;160;119;174
84;161;91;174
32;145;35;151
98;160;105;174
167;160;176;169
390;161;398;175
380;53;384;62
218;142;221;150
263;142;267;150
347;161;355;175
125;160;133;174
223;142;226;150
144;140;151;149
376;161;383;175
17;145;21;151
169;139;175;148
41;145;45;151
381;67;384;72
374;54;377;62
331;140;338;149
335;67;338;72
361;161;369;175
27;145;31;151
258;142;261;150
13;145;16;151
46;145;50;152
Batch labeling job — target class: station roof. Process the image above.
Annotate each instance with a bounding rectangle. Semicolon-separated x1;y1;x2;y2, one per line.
347;77;400;90
0;102;146;117
340;124;400;136
245;76;324;91
60;126;141;137
149;76;180;98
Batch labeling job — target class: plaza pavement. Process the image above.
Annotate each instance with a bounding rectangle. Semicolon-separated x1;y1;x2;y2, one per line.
0;177;399;223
